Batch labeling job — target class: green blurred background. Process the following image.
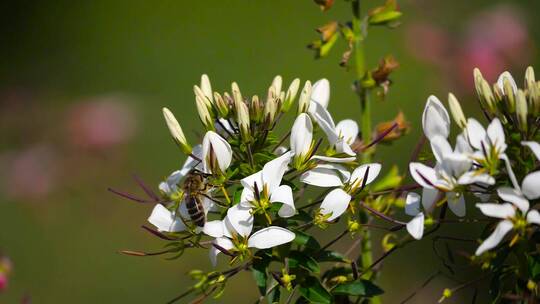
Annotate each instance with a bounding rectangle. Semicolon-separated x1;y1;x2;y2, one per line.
1;0;539;303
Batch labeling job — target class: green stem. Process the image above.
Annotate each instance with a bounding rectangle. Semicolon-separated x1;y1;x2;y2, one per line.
352;1;379;304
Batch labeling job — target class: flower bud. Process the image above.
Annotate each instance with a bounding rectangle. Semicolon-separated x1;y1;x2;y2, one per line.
250;95;263;123
213;92;229;118
282;78;300;112
162;107;192;154
516;89;528;131
271;75;282;95
235;99;251;142
232;82;243;105
264;96;279;125
298;80;312;114
448;93;466;129
200;74;213;103
503;77;516;112
525;66;535;90
473;68;495;113
194;85;212;110
196;96;215;131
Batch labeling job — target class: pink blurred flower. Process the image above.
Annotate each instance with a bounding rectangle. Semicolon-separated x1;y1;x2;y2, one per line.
65;96;136;150
0;145;59;201
404;21;451;67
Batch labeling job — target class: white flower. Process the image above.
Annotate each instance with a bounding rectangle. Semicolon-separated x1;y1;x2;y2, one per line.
307;82;359;156
226;152;296;235
209;218;295;266
475;171;540;255
201;131;233;175
300;163;381;221
496;71;517;96
422;95;450;141
290;113;356;167
409;135;494;217
404;192;425;240
522;141;540;161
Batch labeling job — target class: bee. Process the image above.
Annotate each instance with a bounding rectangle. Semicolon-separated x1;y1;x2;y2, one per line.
182;172;209;228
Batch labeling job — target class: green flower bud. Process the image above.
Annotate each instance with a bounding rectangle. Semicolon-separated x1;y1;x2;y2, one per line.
196;95;215;131
250;95;263;123
271;75;282;95
282;78;300;112
213;92;229;118
235;98;251;142
200;74;213;103
516;89;528;132
298;80;312;114
448;93;466;129
525;66;536;90
162;107;192;154
474;68;496;113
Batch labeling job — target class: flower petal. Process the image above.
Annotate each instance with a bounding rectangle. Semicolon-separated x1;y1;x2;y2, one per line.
336;119;359;145
300;167;345;188
311;78;330;108
500;153;520;190
527;210;540;225
202;220;225;238
497;187;529;213
225;203;253;237
409;162;438;189
406;213;425;240
522;141;540;161
310;155;356;163
405;192;421;216
522;171;540;200
262;152;292;192
240;171;264;194
148;204;186;232
487;118;506;153
458;172;495;186
455;133;472;154
350;163;382;186
270;185;296;218
476;203;515;219
442;152;471;178
308;101;338;144
422;95;450;140
320;188;352;221
247;226;295;249
202;131;232;174
475;220;513;255
446;192;466;217
466;118;487;150
422;187;439;213
430;135;452;163
496;71;517;94
209;237;234;267
291;113;313;158
334;139;356;156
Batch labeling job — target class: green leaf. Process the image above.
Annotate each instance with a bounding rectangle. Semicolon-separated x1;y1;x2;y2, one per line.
252;252;271;296
528;254;540;280
267;285;280;304
293;231;321;251
316;251;350;263
289;251;320;273
233;188;243;204
332;280;384;297
369;11;402;25
299;276;332;304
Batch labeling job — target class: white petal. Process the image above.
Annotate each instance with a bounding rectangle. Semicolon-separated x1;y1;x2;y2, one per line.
215;118;235;137
496;71;517;94
310;155;356;163
320;188;352;221
311;78;330;108
334;139;356;156
350;163;382;186
148;204;186;232
446;192;466;217
209;237;234;267
522;141;540;161
308;101;338;144
240;171;264;194
500;153;520;190
225;203;253;237
466;118;487;150
475;220;513;255
270;185;296;218
247;226;295;249
527;210;540;225
291;113;313;158
522;171;540;200
336;119;359;145
455;133;473;154
458;171;495;185
180;144;203;175
405;192;421;216
476;203;515;219
422;187;439;213
497;187;529;213
409;162;438;189
202;131;232;174
300;167;344;188
406;213;425;240
430;135;452;163
441;152;471;178
202;220;225;238
422;95;450;140
262;152;292;192
487;118;506;153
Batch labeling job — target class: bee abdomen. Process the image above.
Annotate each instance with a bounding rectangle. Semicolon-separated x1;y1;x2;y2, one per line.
186;196;205;227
